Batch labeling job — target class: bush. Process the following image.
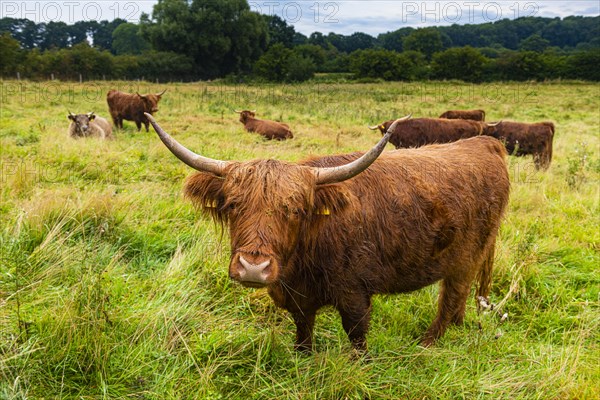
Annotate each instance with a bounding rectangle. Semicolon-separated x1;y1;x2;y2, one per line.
253;43;315;82
431;46;488;82
349;48;426;81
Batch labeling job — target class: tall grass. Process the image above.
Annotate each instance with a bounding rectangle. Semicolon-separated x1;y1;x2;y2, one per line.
1;80;598;399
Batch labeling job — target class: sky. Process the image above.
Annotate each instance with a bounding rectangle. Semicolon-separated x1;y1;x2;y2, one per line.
1;1;598;36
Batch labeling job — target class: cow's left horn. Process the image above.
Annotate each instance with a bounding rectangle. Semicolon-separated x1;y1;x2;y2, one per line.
315;114;411;185
157;89;167;96
144;112;229;176
486;120;502;127
368;125;380;130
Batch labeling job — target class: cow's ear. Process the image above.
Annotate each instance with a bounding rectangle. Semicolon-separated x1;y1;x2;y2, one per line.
313;184;352;217
184;172;227;223
68;114;75;121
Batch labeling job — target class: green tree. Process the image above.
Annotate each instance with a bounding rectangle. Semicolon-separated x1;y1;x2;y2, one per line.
112;23;151;55
349;48;425;81
0;32;22;75
565;50;600;80
141;0;268;79
520;34;550;52
253;43;314;82
263;14;295;48
431;46;488;82
403;27;450;60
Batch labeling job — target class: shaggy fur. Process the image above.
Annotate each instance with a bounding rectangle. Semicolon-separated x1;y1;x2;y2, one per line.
482;121;554;170
107;90;164;132
439;109;486;121
67;113;113;139
238;110;293;140
183;136;510;352
373;118;484;149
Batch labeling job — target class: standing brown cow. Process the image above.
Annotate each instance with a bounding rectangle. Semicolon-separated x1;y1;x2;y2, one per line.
439;109;486;121
107;89;166;132
482;121;554;170
369;117;497;149
146;112;510;354
235;110;293;140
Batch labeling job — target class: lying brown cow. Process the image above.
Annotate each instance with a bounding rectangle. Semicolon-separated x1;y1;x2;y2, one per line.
483;121;554;170
107;89;166;132
147;112;510;353
439;109;486;121
236;110;293;140
369;117;497;149
67;111;113;139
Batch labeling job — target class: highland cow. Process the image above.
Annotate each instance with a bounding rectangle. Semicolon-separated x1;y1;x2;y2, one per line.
439;109;486;121
67;112;113;139
369;117;498;149
236;110;293;140
107;89;166;132
146;113;510;353
482;121;554;169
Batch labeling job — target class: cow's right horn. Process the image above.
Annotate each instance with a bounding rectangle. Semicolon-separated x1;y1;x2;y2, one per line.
315;114;411;185
144;113;229;176
233;109;242;113
368;125;380;130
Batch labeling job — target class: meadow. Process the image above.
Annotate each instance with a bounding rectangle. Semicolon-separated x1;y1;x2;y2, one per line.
0;79;598;399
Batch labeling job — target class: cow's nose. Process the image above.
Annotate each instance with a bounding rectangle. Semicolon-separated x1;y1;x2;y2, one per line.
234;255;272;287
82;126;88;131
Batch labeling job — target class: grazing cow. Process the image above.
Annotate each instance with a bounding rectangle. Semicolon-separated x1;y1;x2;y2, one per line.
146;112;510;353
67;112;113;139
235;110;293;140
106;89;166;132
369;117;497;149
439;109;486;121
482;121;554;170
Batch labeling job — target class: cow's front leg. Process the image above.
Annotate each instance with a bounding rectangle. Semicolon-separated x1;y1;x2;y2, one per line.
338;296;372;353
292;311;315;353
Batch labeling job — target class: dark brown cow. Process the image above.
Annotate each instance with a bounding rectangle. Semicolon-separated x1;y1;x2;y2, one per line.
439;109;486;121
236;110;293;140
107;89;166;132
146;112;510;353
482;121;554;170
369;118;496;149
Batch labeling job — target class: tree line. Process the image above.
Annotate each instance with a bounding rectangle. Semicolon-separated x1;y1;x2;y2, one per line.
1;0;598;82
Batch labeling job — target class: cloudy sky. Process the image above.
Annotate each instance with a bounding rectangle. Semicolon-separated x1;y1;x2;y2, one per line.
2;1;598;35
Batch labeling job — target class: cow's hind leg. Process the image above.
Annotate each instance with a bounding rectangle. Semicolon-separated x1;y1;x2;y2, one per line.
338;296;372;353
292;310;316;353
422;277;471;346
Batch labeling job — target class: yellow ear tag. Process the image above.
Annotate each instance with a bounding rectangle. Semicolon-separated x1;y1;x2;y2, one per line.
316;208;330;215
204;200;217;208
380;125;385;130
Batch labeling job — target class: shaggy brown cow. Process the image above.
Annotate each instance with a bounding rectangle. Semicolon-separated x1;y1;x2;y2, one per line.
236;110;293;140
67;111;113;139
107;89;166;132
369;117;497;149
439;109;486;121
482;121;554;170
146;112;509;353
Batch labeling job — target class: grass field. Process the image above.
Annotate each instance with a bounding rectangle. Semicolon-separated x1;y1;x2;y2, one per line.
1;79;599;399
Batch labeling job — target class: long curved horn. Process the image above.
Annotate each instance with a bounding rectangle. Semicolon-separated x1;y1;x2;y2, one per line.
315;114;411;185
368;125;380;130
156;89;167;96
144;112;229;176
234;110;243;113
486;120;502;127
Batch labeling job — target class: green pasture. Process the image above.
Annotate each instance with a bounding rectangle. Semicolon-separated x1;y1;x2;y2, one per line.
0;80;598;399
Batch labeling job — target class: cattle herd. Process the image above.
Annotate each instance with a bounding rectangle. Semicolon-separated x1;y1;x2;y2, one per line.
67;89;558;354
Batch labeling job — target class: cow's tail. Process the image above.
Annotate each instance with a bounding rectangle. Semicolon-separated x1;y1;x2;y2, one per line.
476;242;495;301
